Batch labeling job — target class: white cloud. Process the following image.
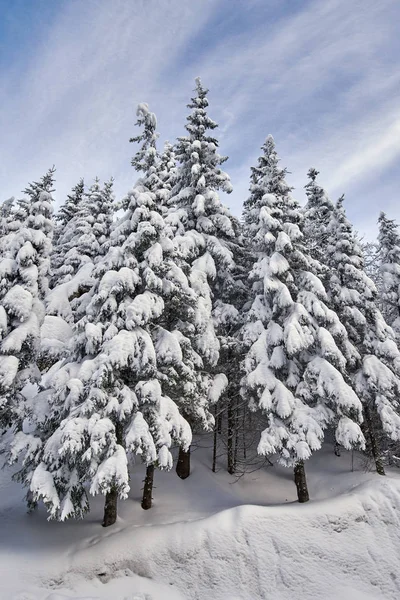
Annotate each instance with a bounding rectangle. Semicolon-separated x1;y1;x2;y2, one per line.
1;0;399;239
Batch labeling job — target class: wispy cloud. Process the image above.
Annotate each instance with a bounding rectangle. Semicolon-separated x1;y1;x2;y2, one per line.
1;0;399;238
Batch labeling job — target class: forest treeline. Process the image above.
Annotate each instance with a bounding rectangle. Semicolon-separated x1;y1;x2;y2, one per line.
1;78;400;526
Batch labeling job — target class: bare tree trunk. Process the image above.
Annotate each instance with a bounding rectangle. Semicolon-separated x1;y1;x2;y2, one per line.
227;400;235;475
217;411;222;435
242;403;247;461
294;461;309;503
176;445;191;479
212;404;218;473
141;464;155;510
363;405;385;475
102;487;118;527
102;422;123;526
233;400;239;473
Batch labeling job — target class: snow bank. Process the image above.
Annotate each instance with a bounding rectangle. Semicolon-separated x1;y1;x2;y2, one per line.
57;478;400;600
2;448;400;599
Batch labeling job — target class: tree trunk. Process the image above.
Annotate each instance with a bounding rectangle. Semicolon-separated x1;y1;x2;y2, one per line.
102;422;123;526
294;461;309;503
141;464;155;510
212;405;218;473
227;400;235;475
363;405;385;475
102;487;118;527
176;445;191;479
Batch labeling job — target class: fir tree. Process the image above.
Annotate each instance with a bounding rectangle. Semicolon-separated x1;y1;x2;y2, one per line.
326;199;400;474
47;178;115;326
0;169;54;430
241;138;365;502
167;78;245;477
378;211;400;340
10;108;203;526
303;168;335;264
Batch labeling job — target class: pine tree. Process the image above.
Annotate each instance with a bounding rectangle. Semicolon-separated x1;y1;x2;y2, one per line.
241;138;365;502
0;169;54;430
326;199;400;474
167;78;245;477
378;211;400;340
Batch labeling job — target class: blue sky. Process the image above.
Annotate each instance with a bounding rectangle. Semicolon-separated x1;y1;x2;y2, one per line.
1;0;400;239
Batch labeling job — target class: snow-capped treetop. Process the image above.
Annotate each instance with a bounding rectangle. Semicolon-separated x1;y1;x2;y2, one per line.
130;103;161;190
241;143;365;467
51;178;115;288
378;211;400;337
242;135;293;246
303;168;335;263
170;77;232;225
129;104;174;212
55;178;85;230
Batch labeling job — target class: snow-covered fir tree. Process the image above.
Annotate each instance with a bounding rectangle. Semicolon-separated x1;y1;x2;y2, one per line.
0;169;54;430
9;106;212;526
46;178;115;326
378;211;400;340
241;137;365;502
326;199;400;474
167;78;246;476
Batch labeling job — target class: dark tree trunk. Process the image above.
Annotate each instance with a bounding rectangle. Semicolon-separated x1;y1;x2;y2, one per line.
102;487;118;527
212;404;218;473
227;401;235;475
363;405;385;476
176;445;191;479
217;411;223;435
294;461;309;503
233;402;239;473
141;464;155;510
102;422;123;527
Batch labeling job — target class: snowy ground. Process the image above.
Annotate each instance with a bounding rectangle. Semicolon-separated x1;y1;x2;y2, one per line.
1;442;400;600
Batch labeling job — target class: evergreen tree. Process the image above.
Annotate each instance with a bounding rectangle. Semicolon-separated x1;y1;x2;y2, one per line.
159;141;177;193
378;211;400;340
167;78;245;477
241;138;365;502
10;107;205;526
51;179;85;284
47;178;115;325
0;169;54;430
326;199;400;474
303;168;335;264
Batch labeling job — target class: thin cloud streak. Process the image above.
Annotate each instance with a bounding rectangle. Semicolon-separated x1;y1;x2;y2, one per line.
1;0;399;239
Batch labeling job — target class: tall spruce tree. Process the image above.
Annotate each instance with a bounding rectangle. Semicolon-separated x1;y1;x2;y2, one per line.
167;78;245;477
378;211;400;340
241;137;365;502
326;198;400;474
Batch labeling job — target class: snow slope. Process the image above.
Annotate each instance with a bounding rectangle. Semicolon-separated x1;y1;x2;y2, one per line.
1;445;400;600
